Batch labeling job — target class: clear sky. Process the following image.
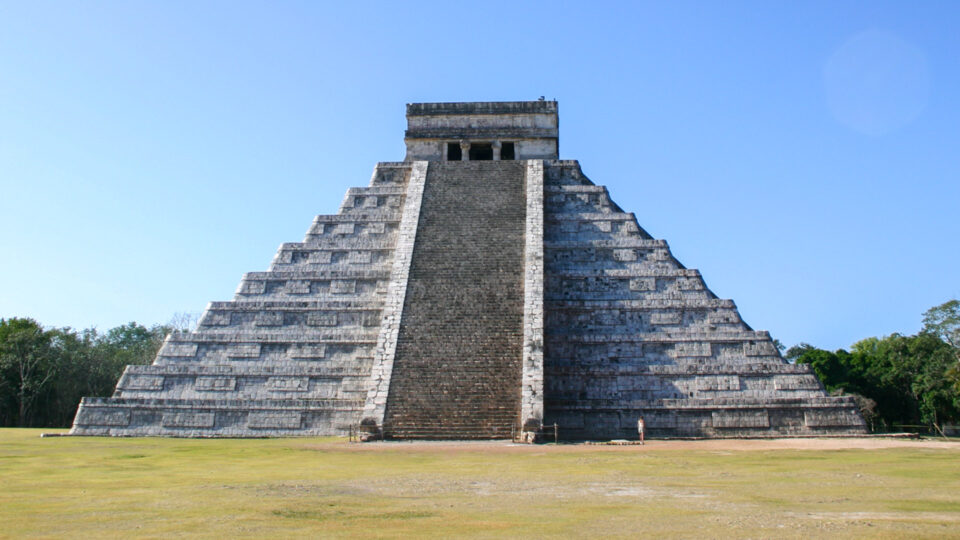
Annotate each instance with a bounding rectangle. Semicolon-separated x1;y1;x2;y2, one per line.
1;1;958;351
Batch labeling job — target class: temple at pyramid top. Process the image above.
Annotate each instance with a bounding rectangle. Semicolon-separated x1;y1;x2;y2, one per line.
404;100;559;161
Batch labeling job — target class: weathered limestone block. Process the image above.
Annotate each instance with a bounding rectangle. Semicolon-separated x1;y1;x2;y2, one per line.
707;311;740;324
675;277;705;291
307;312;338;326
805;409;863;427
195;377;237;392
674;342;711;357
239;280;266;295
612;248;637;262
162;411;215;428
629;277;656;291
620;221;640;234
697;375;740;391
713;410;770;428
267;377;310;392
309;251;333;264
330;280;356;294
121;374;165;391
650;312;681;325
226;344;261;359
744;341;778;356
349;251;373;264
289;344;326;359
248;411;302;429
160;342;198;358
200;311;231;326
332;223;355;235
75;407;130;426
774;375;821;391
286;280;312;294
255;312;284;326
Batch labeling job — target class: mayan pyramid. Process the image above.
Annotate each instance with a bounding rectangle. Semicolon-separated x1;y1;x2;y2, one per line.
71;101;866;440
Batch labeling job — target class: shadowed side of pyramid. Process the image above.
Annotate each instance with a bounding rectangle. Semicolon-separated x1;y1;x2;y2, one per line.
540;161;866;439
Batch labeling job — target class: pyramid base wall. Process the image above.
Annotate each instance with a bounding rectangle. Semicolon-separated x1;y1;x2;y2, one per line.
546;396;868;440
69;397;361;437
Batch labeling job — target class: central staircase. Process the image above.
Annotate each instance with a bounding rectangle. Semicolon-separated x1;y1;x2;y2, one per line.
382;161;527;439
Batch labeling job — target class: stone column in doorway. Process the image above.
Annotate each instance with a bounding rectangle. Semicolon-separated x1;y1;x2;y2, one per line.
492;140;502;161
460;140;471;161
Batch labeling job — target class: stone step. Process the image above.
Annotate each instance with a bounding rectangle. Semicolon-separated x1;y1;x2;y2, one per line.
368;162;412;186
342;186;407;196
162;332;377;345
545;365;812;376
544;395;859;410
387;413;517;419
77;396;365;409
545;239;668;249
548;268;701;278
310;214;402;224
546;330;771;341
300;236;400;249
208;300;384;310
241;270;390;280
544;185;608;194
125;364;370;377
382;161;526;437
545;212;636;221
383;422;518;430
545;298;737;309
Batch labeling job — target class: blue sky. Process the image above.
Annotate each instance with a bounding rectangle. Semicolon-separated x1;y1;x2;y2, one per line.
1;1;958;351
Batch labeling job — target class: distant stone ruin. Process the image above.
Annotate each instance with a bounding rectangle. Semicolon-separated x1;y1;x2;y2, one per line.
70;101;867;440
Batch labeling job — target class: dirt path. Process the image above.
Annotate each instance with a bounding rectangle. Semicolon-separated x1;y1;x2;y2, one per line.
311;436;960;454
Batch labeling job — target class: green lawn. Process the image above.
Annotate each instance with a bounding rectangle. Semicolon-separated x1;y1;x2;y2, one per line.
2;429;959;538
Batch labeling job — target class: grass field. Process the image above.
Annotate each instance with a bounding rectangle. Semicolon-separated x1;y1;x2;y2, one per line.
1;429;959;538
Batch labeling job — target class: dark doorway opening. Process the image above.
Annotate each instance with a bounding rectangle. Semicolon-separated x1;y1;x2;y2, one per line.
469;143;493;161
447;142;462;161
501;142;515;160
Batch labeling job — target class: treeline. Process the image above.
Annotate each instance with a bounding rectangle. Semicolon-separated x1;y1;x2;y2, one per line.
0;318;168;428
788;300;960;434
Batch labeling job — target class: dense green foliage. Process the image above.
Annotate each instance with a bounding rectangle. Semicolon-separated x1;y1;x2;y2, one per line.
787;300;960;434
0;318;167;427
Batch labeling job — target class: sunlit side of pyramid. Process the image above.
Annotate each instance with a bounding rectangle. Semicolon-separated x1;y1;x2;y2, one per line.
71;101;866;439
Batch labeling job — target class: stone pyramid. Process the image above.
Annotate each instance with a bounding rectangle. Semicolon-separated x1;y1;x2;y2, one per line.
71;101;866;439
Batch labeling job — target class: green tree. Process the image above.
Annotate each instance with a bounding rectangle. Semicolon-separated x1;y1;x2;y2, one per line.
923;299;960;394
43;328;104;427
98;322;166;368
0;319;168;427
0;318;58;426
795;331;959;433
923;299;960;351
